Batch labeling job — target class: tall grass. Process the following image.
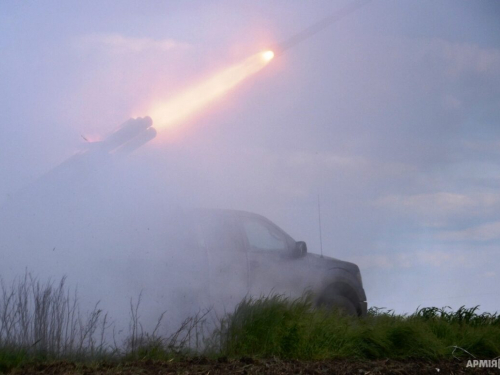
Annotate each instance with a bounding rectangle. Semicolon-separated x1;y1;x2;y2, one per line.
0;272;212;370
211;294;500;360
0;272;109;358
123;291;213;361
1;272;499;372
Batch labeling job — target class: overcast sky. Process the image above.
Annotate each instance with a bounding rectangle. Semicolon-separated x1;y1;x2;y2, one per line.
1;0;500;314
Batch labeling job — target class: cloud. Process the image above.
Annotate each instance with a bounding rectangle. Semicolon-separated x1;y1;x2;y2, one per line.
353;249;470;270
376;192;500;226
435;39;500;78
438;221;500;242
441;94;462;110
462;140;500;155
78;33;189;54
282;151;367;170
350;253;412;270
258;149;413;177
414;250;468;268
228;149;415;201
377;192;474;213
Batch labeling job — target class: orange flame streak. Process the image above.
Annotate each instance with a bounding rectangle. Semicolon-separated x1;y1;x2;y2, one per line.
148;51;274;130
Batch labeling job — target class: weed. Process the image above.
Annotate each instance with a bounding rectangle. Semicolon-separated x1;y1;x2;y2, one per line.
1;272;499;371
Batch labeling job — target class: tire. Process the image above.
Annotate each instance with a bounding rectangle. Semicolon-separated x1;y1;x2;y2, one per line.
317;293;358;316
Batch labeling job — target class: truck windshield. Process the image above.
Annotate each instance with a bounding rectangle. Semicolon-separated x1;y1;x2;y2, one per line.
242;219;287;252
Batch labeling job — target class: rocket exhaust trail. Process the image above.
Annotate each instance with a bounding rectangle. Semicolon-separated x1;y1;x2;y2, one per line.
147;52;273;131
140;1;370;133
275;0;371;54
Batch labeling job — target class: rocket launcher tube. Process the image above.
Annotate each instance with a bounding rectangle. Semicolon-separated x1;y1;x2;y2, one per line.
113;127;157;156
101;116;153;152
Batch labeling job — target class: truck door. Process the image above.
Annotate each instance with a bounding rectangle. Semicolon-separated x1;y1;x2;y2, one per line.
238;216;304;299
193;211;249;311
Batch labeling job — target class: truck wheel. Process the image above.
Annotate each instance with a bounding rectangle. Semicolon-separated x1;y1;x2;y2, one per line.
317;293;358;316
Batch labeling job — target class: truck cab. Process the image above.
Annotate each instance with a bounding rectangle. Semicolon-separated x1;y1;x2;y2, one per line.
189;209;367;316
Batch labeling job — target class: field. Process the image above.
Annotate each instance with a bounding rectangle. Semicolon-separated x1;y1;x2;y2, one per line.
1;274;499;374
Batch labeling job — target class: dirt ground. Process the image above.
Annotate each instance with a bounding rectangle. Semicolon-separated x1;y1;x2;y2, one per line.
10;357;499;374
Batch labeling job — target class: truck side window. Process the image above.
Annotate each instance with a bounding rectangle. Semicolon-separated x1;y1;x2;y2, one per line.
242;219;287;252
195;215;243;253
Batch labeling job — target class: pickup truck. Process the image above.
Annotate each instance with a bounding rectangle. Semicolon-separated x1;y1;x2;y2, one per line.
184;208;367;316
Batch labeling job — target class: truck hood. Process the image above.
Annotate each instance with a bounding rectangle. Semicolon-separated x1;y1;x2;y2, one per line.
305;252;360;276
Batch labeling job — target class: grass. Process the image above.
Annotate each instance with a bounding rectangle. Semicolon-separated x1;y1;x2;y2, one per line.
0;273;499;372
212;295;500;360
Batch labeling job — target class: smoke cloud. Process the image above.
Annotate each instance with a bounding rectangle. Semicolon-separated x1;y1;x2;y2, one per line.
1;0;500;335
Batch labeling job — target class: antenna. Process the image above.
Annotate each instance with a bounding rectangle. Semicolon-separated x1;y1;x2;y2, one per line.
318;194;324;258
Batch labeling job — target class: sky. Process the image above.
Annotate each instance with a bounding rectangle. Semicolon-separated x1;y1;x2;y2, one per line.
1;0;500;316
